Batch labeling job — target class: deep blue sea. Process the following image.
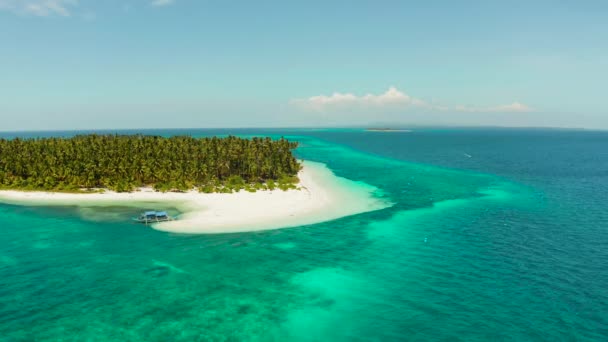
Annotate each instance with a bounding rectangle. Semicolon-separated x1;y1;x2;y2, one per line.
1;128;607;341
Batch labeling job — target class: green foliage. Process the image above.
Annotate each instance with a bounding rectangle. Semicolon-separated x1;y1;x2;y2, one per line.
199;184;215;193
0;134;301;193
277;174;299;191
226;175;245;191
218;186;233;194
153;183;172;193
266;179;276;190
254;182;266;190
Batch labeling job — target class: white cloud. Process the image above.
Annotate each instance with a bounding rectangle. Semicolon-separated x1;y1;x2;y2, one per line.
455;102;533;113
150;0;175;7
0;0;78;16
292;87;533;113
292;87;429;111
0;0;177;16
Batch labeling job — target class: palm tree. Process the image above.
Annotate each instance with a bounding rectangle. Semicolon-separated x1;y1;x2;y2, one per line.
0;134;300;192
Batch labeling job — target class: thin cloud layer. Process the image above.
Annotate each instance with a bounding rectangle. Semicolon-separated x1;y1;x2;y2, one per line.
292;87;532;113
455;102;532;113
151;0;175;7
0;0;79;16
0;0;176;16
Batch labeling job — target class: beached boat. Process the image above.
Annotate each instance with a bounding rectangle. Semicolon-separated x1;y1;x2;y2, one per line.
133;211;175;224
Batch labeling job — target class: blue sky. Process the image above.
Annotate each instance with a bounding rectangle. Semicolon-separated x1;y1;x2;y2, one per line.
1;0;607;130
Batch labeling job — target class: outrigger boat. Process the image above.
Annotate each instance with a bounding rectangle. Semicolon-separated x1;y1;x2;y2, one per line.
133;211;175;224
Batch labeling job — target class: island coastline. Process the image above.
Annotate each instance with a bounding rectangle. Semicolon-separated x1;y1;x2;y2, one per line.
0;161;391;234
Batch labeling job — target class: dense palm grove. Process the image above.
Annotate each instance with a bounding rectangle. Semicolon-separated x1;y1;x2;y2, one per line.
0;135;301;193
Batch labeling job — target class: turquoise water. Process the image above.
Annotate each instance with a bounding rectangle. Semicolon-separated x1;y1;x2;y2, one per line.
1;128;606;341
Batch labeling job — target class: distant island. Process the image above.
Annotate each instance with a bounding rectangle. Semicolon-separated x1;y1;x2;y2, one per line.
365;128;412;132
0;134;301;193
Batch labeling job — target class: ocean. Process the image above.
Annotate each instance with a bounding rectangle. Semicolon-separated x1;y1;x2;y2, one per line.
0;128;606;341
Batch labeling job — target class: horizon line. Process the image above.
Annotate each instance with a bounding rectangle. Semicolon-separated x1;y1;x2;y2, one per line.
0;125;605;134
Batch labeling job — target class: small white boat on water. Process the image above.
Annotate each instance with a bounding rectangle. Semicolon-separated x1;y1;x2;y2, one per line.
132;211;175;224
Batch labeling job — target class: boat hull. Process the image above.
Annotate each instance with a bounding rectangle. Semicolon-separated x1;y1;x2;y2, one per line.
132;217;174;224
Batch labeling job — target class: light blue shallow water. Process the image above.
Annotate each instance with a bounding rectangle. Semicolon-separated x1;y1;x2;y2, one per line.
0;128;606;341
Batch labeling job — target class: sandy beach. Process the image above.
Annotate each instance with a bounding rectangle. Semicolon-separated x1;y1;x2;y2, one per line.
0;161;390;234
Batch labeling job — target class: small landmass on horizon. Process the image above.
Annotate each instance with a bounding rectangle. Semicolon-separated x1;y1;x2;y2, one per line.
365;128;413;132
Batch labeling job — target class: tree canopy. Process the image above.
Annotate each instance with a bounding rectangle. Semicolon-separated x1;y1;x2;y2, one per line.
0;134;301;193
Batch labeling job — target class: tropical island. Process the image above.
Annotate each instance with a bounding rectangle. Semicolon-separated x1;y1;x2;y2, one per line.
0;134;390;233
0;134;301;193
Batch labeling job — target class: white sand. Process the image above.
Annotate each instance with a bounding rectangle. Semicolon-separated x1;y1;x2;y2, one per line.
0;161;391;234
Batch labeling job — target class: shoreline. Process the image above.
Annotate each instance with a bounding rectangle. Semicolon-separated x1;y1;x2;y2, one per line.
0;161;391;234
